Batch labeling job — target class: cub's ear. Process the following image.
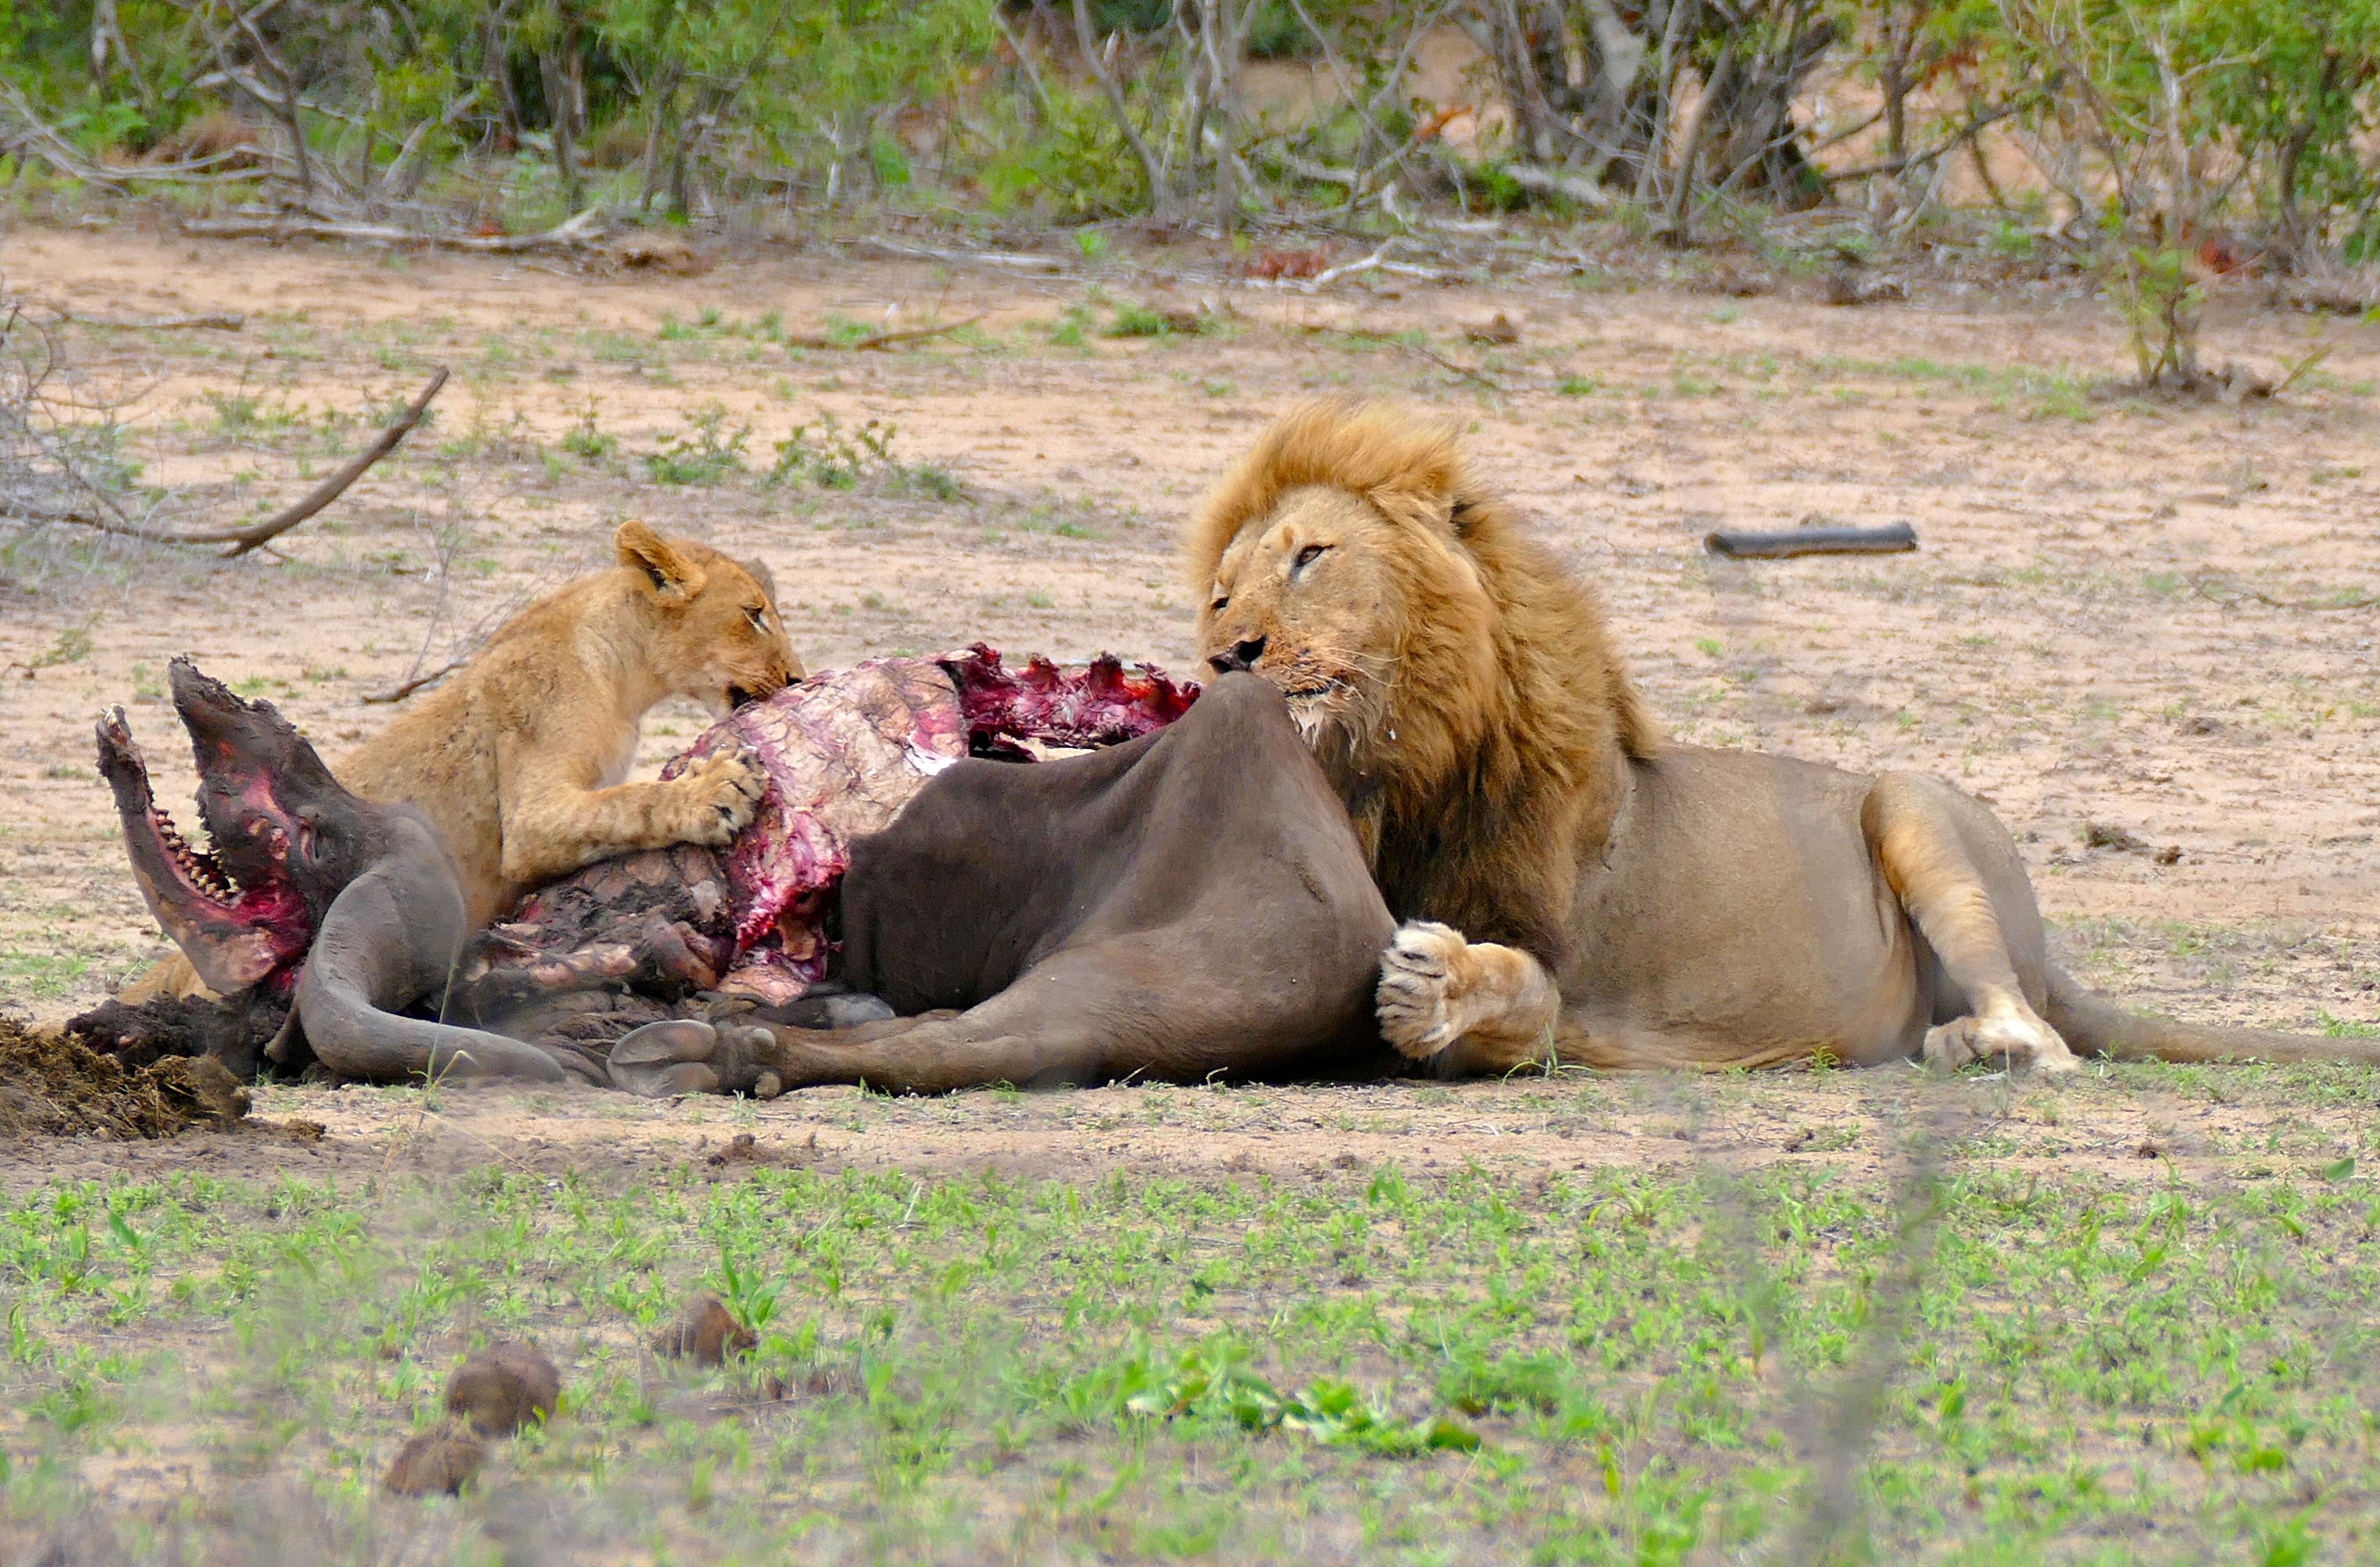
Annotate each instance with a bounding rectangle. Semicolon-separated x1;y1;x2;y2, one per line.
615;520;708;602
741;555;779;606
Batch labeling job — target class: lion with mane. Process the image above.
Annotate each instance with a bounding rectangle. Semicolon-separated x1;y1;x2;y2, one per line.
1190;398;2377;1075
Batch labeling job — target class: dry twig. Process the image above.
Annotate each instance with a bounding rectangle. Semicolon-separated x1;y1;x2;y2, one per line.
2190;576;2377;612
781;313;989;351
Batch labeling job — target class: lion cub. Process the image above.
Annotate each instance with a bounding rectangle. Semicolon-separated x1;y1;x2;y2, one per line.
344;520;797;928
123;521;796;1004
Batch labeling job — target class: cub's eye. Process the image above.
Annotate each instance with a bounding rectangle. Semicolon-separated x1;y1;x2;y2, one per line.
1294;544;1327;571
1210;596;1229;613
745;605;769;633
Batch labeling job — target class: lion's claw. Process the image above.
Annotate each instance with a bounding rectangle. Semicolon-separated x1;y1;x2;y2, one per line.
1376;920;1468;1059
675;743;766;845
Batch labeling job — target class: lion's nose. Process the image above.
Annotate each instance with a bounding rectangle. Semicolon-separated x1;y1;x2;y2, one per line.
1208;634;1267;675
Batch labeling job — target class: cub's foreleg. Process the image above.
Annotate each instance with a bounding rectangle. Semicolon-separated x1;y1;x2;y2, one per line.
1375;920;1561;1073
499;744;766;888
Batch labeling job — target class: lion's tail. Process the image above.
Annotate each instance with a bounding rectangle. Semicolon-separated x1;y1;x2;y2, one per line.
2045;968;2380;1066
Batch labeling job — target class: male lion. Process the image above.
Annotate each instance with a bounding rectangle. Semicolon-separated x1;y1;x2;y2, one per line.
1191;399;2377;1075
125;520;795;1001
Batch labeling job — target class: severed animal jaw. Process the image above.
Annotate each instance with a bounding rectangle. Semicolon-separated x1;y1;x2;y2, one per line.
94;661;347;996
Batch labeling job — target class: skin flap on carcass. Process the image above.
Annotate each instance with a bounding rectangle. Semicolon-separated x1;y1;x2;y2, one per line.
665;658;968;999
658;646;1198;1003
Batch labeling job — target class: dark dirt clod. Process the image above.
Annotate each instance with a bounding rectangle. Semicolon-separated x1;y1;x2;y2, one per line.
653;1293;756;1366
67;991;288;1074
446;1341;562;1436
0;1016;251;1137
384;1423;485;1496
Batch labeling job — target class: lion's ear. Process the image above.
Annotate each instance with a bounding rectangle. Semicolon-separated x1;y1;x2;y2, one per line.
741;555;779;606
616;520;708;602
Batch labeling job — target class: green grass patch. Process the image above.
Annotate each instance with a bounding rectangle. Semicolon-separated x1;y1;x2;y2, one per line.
5;1123;2380;1560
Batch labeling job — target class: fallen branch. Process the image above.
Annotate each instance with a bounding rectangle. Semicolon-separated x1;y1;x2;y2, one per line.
782;313;989;351
2190;576;2377;612
1706;522;1918;559
38;367;445;552
1497;161;1614;209
361;656;469;705
1292;241;1449;291
1397;340;1500;390
180;208;608;253
220;366;448;557
51;308;247;331
856;237;1071;274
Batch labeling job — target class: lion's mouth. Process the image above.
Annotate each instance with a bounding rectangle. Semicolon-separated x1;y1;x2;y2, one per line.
726;685;757;710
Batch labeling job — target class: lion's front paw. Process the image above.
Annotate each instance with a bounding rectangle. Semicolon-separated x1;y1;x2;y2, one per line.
1923;1009;2079;1075
672;743;767;845
1376;920;1470;1059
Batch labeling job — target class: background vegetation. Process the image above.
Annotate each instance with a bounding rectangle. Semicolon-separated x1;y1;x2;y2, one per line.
0;0;2375;266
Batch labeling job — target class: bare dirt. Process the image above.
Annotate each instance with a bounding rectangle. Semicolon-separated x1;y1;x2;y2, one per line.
1;216;2375;1187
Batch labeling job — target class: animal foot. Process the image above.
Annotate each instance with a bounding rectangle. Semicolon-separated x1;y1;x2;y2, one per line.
1923;1009;2079;1075
674;743;767;845
1375;920;1470;1059
610;1018;775;1096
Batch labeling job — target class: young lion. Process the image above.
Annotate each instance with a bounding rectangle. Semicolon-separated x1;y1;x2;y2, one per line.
126;521;796;1001
347;519;796;928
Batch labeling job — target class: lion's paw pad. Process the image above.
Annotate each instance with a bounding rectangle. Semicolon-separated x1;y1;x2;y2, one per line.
1376;921;1470;1059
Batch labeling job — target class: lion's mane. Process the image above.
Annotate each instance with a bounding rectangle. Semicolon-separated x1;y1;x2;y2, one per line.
1186;398;1658;961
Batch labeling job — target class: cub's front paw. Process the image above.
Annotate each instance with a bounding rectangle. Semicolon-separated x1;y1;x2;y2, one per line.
673;744;767;845
1376;920;1469;1059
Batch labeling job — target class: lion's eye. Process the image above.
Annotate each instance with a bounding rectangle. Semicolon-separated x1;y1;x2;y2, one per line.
745;605;769;633
1210;596;1229;613
1294;544;1327;572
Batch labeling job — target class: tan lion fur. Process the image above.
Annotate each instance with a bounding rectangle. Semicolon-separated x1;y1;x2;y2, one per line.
1194;398;2379;1078
123;521;796;1003
344;520;798;928
1190;396;1655;962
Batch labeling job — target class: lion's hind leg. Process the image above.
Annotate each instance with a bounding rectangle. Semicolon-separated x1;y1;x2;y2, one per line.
1862;772;2077;1075
1376;920;1562;1074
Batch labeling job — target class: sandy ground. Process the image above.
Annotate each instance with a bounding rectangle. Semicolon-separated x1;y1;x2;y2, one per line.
1;213;2376;1181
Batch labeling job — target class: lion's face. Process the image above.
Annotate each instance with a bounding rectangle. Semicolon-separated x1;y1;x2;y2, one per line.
1197;484;1495;764
617;521;801;716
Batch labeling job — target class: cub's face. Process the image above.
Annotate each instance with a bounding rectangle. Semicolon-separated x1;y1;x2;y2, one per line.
616;521;800;716
662;553;800;716
1197;485;1406;749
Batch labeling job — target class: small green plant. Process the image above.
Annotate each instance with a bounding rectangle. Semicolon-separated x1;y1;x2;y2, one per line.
561;397;617;460
2115;248;2205;390
1557;374;1602;397
1075;229;1111;262
1105;302;1173;338
644;403;750;485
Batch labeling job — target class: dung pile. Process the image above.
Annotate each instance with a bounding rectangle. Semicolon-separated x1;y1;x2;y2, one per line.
0;1015;250;1137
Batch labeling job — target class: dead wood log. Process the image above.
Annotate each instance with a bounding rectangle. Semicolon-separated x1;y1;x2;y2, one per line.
180;208;608;254
1706;522;1917;559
